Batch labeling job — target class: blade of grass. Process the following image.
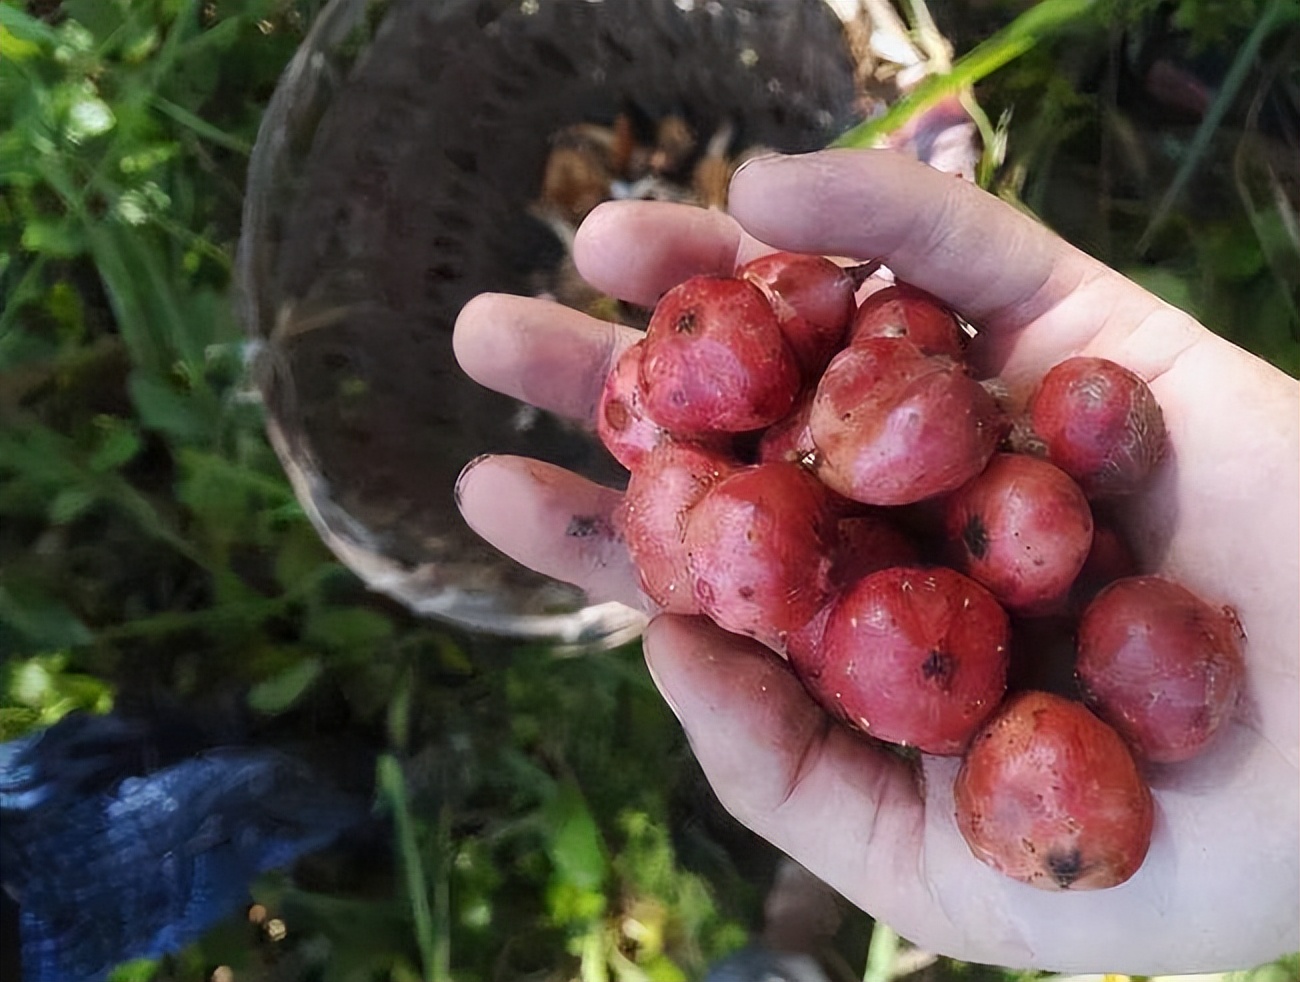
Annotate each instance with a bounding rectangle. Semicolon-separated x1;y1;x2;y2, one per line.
0;4;60;47
149;95;251;156
143;0;202;91
378;754;442;982
0;255;49;342
433;803;452;982
1232;35;1300;328
95;561;336;642
834;0;1097;150
862;920;900;982
1136;0;1300;253
87;221;216;379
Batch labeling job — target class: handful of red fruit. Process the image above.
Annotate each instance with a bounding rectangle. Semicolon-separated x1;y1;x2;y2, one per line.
597;252;1247;892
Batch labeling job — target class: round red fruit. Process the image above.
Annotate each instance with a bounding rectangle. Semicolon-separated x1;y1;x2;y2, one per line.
1029;356;1168;498
684;462;836;654
810;338;1004;506
849;283;968;361
811;566;1009;755
944;453;1094;613
955;690;1154;891
597;340;663;470
640;276;801;434
620;441;737;614
739;252;856;378
1076;575;1245;763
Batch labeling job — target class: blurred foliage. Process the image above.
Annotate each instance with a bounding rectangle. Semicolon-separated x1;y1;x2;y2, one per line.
974;0;1300;374
0;0;1297;980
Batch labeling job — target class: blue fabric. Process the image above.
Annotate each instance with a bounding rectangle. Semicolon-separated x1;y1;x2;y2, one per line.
702;946;831;982
0;713;368;982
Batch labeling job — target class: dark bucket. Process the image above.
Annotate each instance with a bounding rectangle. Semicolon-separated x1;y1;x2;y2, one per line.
237;0;872;647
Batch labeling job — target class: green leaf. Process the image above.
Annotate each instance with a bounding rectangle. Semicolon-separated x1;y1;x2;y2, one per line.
0;706;42;742
129;371;214;443
4;653;114;719
89;418;143;472
273;523;333;592
61;0;127;46
49;487;96;524
1123;267;1201;319
0;584;93;648
106;958;158;982
543;780;609;893
21;217;86;258
0;5;60;48
306;607;394;651
0;22;42;60
248;656;323;714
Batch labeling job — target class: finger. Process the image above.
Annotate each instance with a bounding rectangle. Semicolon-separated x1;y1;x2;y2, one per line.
641;615;960;943
574;200;772;307
727;149;1112;333
454;293;641;424
454;454;647;609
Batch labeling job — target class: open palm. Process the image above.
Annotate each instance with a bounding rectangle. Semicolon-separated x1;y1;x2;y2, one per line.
453;151;1299;974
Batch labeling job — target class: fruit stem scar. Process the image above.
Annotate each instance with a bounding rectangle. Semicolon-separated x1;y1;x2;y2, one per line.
1046;847;1085;888
921;649;955;688
962;513;989;559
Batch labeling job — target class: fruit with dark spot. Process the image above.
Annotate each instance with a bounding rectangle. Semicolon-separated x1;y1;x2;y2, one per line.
954;690;1154;890
808;566;1009;754
1076;575;1245;763
944;453;1094;613
739;252;857;379
849;283;968;360
684;462;836;653
640;275;802;433
1028;357;1168;498
597;340;664;470
619;441;737;614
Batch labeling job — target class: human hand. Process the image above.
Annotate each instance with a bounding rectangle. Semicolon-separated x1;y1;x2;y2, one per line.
452;150;1300;974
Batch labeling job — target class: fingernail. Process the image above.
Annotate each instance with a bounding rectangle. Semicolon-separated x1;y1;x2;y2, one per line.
454;454;493;512
730;150;786;184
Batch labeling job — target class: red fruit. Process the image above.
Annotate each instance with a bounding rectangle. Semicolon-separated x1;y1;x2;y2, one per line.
1070;519;1138;608
786;600;833;671
757;392;816;466
955;691;1154;890
739;252;856;378
808;566;1009;755
640;276;802;433
597;340;664;470
1029;357;1168;498
685;462;836;653
831;512;920;587
810;338;1005;506
849;283;968;361
944;453;1094;613
1076;576;1245;763
620;441;737;614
